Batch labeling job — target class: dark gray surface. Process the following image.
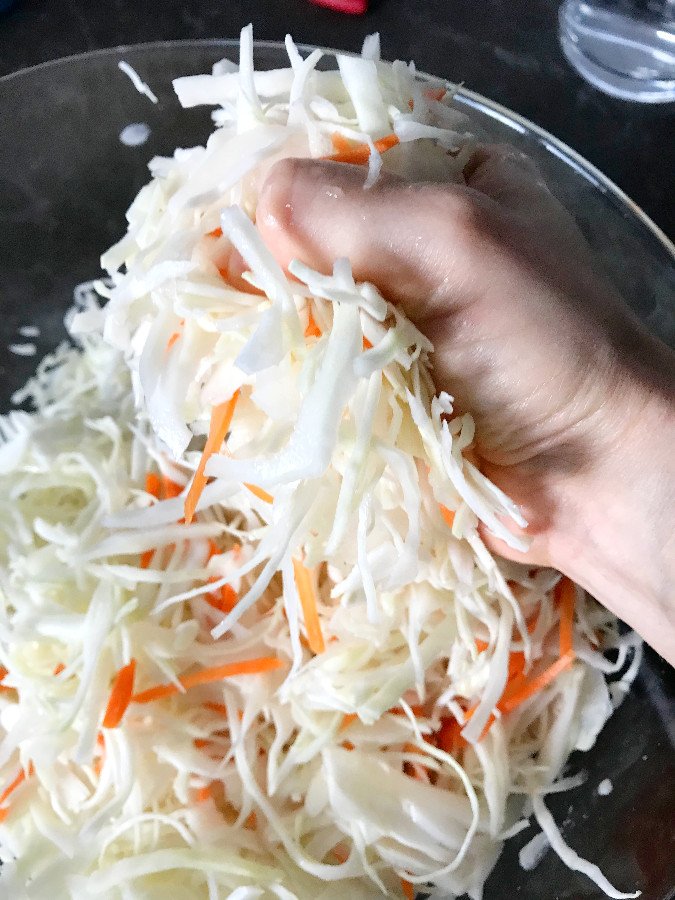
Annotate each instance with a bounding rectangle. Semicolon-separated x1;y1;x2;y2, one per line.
0;40;673;900
0;0;674;239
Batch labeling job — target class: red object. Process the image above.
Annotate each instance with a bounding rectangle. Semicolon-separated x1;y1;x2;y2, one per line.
309;0;367;14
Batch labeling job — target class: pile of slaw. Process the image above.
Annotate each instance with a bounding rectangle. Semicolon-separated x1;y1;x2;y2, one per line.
0;27;643;900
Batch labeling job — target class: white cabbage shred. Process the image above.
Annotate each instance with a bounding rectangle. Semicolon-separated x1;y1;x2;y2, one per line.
0;25;642;900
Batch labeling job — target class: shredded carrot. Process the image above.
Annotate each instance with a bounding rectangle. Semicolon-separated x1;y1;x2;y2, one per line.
292;558;326;655
145;472;161;498
436;716;466;753
244;810;257;830
140;549;155;569
203;701;228;715
440;504;455;528
526;606;540;634
184;390;240;524
341;740;355;751
132;656;285;705
205;580;238;614
244;482;274;504
206;227;223;238
304;308;322;339
53;662;65;676
146;471;184;501
498;652;575;716
161;475;184;499
556;576;576;657
102;659;137;729
207;540;220;560
340;712;358;732
389;704;425;717
475;638;489;653
363;336;373;350
0;762;33;808
331;133;355;156
166;330;181;351
401;878;415;900
194;738;210;750
0;669;14;693
328;132;400;164
196;784;212;802
424;86;447;102
508;651;527;680
331;843;349;864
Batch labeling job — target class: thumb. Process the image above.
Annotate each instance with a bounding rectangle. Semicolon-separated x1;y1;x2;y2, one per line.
256;157;487;323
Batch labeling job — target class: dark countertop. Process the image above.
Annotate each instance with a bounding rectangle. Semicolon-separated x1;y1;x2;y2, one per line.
0;0;674;239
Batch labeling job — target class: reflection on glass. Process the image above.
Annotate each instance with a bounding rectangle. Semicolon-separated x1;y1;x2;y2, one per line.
559;0;675;101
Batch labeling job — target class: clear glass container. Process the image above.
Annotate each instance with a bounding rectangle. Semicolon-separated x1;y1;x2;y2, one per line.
0;40;673;899
559;0;675;102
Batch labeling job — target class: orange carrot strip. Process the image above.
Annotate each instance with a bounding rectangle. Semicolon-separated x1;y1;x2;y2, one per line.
161;476;184;499
498;652;575;716
102;659;137;729
424;86;447;102
440;504;455;528
304;308;322;339
166;331;181;351
401;878;415;900
340;713;358;732
292;558;326;655
556;576;576;657
331;133;355;155
207;227;223;238
328;132;400;164
389;704;425;717
244;483;274;504
132;656;285;705
145;472;161;498
205;582;239;614
53;663;65;676
437;716;466;753
184;390;240;524
203;701;228;715
475;638;489;653
0;762;33;807
207;540;220;560
331;843;349;864
244;810;257;830
363;336;373;350
508;651;526;680
196;784;212;802
140;549;155;569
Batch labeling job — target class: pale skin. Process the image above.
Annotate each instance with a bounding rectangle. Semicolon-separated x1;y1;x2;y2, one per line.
256;148;675;666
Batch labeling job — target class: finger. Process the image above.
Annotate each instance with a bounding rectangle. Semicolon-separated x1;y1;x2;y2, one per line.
465;144;552;209
256;157;488;322
477;459;560;568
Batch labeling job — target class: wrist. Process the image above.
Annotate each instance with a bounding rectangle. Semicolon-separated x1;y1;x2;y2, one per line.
551;380;675;663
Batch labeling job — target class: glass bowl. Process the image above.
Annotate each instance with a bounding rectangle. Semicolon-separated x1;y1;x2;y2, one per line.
0;40;673;900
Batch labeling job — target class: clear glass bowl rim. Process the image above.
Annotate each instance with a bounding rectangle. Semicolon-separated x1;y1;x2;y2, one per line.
1;36;672;262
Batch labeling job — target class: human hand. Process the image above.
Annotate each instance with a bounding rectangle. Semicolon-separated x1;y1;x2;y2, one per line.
257;148;675;663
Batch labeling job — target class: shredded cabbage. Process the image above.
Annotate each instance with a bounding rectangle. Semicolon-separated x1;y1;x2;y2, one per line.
0;26;642;900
